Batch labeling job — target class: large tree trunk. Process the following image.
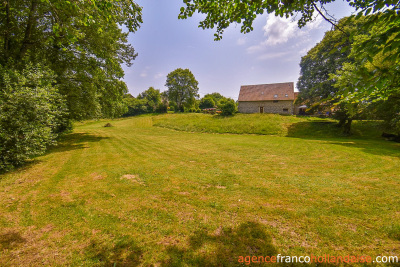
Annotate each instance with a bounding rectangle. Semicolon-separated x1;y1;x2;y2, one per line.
18;0;38;60
3;0;10;62
338;117;346;128
343;118;352;135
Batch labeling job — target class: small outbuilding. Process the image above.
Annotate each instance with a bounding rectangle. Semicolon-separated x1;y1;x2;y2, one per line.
238;82;298;114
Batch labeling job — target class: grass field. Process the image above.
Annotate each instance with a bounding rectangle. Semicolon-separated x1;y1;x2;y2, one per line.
0;114;399;266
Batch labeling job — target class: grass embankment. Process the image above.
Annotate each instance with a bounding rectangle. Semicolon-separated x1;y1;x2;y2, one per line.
0;114;399;266
153;113;384;139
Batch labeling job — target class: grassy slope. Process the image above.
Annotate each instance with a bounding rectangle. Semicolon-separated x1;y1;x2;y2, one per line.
0;114;399;266
153;113;384;139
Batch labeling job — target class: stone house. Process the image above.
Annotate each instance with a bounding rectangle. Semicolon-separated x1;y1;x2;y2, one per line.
238;82;298;114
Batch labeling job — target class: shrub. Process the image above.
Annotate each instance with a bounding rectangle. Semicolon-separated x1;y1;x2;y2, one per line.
156;102;168;113
0;64;68;172
219;98;237;116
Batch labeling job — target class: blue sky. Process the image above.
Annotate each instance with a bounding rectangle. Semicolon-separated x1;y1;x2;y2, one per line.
124;0;355;100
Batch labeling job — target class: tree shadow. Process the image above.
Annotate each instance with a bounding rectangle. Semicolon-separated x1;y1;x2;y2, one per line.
48;132;110;154
83;235;143;266
0;133;109;177
286;121;343;139
161;221;278;266
0;231;26;250
286;121;400;158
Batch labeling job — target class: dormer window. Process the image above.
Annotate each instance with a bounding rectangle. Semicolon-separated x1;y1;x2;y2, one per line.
285;94;288;97
274;94;278;98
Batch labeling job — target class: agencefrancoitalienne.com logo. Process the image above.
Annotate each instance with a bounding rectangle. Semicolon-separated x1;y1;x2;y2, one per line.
238;254;399;264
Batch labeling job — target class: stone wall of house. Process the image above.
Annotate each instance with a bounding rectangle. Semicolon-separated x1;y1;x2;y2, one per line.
238;101;294;114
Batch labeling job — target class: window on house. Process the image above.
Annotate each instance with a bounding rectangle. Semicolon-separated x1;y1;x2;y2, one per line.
285;94;288;97
273;100;279;103
283;108;289;112
274;94;278;98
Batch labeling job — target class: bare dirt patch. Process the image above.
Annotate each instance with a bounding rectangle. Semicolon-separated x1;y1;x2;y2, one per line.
120;174;145;186
90;172;106;180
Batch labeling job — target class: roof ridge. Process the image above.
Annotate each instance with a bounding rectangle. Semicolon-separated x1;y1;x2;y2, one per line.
238;82;295;101
240;82;293;87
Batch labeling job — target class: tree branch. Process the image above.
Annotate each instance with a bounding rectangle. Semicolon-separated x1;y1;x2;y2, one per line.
312;2;349;36
4;0;10;62
19;0;38;60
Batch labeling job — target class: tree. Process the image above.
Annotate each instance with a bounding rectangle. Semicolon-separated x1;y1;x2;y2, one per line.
332;15;400;102
123;96;148;116
375;95;400;135
199;96;215;109
297;18;354;106
138;87;162;112
165;68;199;112
297;16;368;133
331;23;400;134
0;0;142;120
204;92;225;105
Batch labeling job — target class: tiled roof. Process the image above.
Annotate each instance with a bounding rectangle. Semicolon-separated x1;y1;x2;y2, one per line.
238;82;294;101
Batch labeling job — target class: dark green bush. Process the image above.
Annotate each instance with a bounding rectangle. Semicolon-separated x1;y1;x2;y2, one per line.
220;98;237;116
199;96;215;109
0;64;68;172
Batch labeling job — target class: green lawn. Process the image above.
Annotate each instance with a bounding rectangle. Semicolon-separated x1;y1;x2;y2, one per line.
0;114;399;266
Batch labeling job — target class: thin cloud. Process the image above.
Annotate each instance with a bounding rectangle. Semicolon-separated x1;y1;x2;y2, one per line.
154;72;164;79
140;66;151;78
257;51;290;61
237;38;246;46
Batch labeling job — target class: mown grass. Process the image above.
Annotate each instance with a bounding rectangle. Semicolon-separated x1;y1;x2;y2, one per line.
0;114;399;266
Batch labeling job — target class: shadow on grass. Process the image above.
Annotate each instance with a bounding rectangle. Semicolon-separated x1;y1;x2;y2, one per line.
83;235;143;266
49;132;110;154
286;121;343;139
161;221;278;266
0;133;109;177
286;121;400;158
0;231;26;250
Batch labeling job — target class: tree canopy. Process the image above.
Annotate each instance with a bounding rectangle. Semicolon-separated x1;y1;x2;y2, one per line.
165;68;199;112
296;16;365;107
0;0;142;120
123;87;165;116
